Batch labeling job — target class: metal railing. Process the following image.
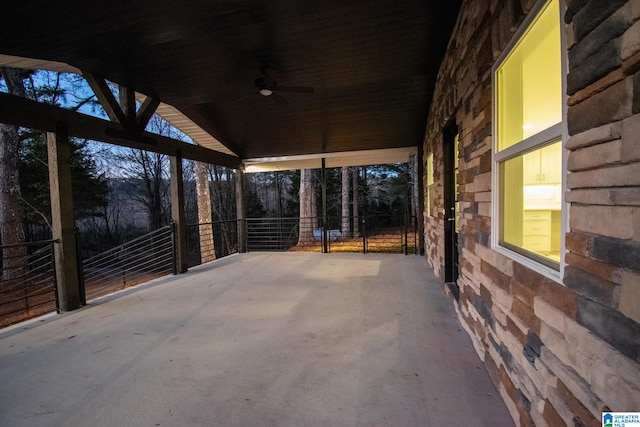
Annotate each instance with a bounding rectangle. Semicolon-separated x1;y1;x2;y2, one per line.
361;214;418;255
0;213;417;329
0;240;58;328
81;225;174;301
185;219;238;267
244;215;417;254
247;217;322;251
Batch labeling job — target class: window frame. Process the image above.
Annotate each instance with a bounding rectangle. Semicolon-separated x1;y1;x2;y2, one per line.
491;0;568;283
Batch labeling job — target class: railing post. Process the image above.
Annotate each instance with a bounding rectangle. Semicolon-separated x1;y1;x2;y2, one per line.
75;228;86;305
362;218;367;254
404;223;408;255
50;240;60;313
235;169;248;253
171;222;178;275
321;158;328;254
170;151;188;273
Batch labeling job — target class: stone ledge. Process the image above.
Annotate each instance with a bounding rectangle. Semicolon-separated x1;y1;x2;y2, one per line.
544;394;569;427
534;296;567;334
564;265;618;308
570;0;628;41
567;162;640;188
621;113;640;161
540;346;605;420
566;187;640;206
568;38;621;95
621;18;640;61
571;205;637;239
566;121;621;150
576;297;640;364
567;139;622;171
569;2;634;67
618;271;640;323
568;77;633;135
565;232;593;257
556;380;600;427
591;235;640;273
565;252;623;285
566;313;640;411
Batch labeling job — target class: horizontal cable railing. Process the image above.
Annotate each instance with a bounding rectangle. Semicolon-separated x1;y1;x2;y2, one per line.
244;215;417;254
0;240;58;328
185;219;238;268
247;217;322;251
81;225;174;301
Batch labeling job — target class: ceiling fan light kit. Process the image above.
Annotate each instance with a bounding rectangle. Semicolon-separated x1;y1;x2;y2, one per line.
251;70;314;104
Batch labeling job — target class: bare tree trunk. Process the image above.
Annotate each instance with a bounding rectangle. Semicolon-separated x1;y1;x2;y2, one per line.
341;167;350;237
298;169;315;245
0;68;28;280
209;165;236;253
352;167;359;236
195;161;215;262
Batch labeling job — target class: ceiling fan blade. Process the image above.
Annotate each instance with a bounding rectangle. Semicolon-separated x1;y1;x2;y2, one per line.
278;86;315;94
235;93;253;102
271;93;289;106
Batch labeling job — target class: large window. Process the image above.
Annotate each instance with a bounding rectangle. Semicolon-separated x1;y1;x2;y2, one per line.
493;0;564;273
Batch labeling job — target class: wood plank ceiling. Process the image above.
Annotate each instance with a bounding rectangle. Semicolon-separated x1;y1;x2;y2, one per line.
0;0;461;165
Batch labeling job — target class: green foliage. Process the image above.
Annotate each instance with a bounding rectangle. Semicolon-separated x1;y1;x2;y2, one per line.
19;130;109;227
361;163;411;216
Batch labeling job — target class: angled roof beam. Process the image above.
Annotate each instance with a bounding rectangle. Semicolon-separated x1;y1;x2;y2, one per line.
136;96;161;131
119;86;137;126
0;92;240;169
85;72;163;135
83;72;127;125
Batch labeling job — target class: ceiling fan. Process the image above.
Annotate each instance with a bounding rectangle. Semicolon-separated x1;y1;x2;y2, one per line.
247;65;314;106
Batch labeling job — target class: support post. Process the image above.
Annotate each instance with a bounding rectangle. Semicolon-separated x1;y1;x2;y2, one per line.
417;145;425;256
170;151;188;273
47;123;81;311
235;168;247;253
321;158;328;254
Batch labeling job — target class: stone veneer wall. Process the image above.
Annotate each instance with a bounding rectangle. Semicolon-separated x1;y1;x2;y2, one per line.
423;0;640;425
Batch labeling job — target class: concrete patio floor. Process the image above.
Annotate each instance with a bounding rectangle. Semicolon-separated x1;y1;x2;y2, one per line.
0;252;514;427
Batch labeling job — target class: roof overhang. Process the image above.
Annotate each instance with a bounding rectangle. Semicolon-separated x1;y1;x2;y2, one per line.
243;147;417;173
0;1;461;169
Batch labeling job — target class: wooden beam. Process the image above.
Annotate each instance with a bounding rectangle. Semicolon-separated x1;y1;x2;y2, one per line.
170;151;188;274
119;86;136;125
0;92;241;168
235;169;247;253
136;96;161;130
47;123;82;311
83;72;126;125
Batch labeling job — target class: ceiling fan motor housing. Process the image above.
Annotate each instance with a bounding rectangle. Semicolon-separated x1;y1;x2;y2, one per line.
255;77;275;96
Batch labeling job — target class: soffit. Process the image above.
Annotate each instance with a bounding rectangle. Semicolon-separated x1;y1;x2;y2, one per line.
0;1;461;165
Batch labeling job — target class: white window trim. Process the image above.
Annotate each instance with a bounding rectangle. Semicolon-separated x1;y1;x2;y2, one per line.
491;0;568;284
